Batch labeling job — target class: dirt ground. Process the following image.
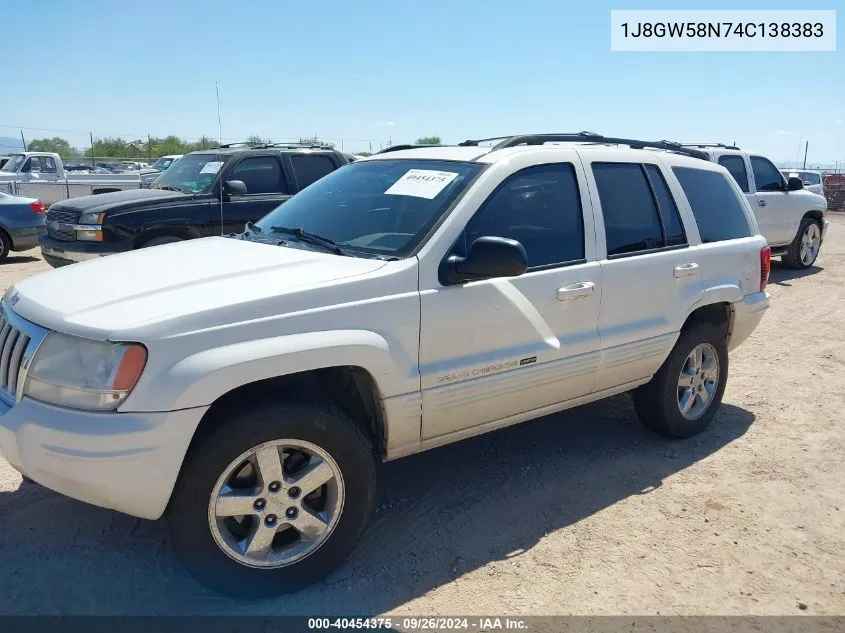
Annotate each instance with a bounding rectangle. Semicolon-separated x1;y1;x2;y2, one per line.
0;219;843;616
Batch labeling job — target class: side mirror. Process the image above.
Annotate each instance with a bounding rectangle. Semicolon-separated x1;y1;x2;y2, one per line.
223;180;247;196
440;236;528;285
787;177;804;191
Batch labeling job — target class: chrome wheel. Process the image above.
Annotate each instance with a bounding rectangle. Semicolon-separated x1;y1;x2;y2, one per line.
800;223;821;266
208;439;345;569
677;343;720;421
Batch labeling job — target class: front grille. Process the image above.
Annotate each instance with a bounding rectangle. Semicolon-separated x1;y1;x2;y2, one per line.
0;304;48;405
0;315;31;402
46;208;79;241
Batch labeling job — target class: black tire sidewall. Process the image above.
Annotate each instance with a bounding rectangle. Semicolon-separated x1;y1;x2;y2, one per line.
167;402;375;597
636;323;729;438
142;236;183;248
0;232;10;262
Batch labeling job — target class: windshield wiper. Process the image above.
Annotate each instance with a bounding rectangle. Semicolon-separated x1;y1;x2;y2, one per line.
158;185;183;192
270;226;348;256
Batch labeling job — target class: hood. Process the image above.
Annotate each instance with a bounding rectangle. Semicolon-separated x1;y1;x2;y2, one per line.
50;188;187;213
9;237;387;339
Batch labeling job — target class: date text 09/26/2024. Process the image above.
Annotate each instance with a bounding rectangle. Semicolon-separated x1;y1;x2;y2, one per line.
307;617;529;630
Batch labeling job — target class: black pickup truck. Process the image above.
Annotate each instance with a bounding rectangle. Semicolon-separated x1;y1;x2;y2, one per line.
40;144;354;268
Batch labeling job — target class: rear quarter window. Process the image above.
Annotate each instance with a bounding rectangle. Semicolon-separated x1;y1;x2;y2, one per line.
672;167;752;243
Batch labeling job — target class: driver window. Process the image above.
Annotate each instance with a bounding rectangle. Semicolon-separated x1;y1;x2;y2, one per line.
751;156;785;192
453;163;584;268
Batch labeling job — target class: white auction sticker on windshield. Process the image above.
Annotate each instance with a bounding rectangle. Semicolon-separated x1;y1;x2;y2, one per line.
385;169;459;199
199;161;224;175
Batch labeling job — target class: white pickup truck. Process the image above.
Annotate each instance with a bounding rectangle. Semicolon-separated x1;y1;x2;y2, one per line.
0;152;141;207
683;144;829;269
0;133;771;597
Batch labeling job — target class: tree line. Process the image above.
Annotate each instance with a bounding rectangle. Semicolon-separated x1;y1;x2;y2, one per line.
24;134;442;158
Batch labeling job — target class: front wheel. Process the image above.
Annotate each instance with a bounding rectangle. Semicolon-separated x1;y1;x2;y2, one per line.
782;218;821;269
633;322;729;438
167;400;376;597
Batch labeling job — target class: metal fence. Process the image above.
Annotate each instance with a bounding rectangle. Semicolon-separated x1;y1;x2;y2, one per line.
0;180;141;206
824;174;845;211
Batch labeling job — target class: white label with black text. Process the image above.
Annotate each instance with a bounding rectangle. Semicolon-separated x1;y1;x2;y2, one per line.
385;169;459;199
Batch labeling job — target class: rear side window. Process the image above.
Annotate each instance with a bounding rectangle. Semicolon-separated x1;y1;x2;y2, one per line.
672;167;752;243
718;155;750;193
231;156;286;194
291;154;337;189
750;156;785;192
592;163;664;256
644;164;686;246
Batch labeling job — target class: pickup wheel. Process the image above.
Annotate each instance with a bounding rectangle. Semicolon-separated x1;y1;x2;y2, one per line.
167;400;375;598
782;218;821;269
633;322;728;439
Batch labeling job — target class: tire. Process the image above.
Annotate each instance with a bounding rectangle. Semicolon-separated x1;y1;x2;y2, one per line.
167;399;376;598
0;231;10;262
140;236;183;248
782;217;821;269
633;322;728;439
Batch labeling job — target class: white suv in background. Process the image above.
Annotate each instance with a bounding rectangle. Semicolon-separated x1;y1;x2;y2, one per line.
0;133;770;597
781;169;825;197
683;144;829;269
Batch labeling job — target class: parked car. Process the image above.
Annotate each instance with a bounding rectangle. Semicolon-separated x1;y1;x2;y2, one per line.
780;169;825;196
0;191;47;261
0;133;770;597
39;144;353;267
682;144;829;269
140;154;183;187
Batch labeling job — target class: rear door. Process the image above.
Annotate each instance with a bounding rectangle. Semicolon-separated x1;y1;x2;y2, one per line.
582;153;703;392
221;155;291;234
749;155;795;246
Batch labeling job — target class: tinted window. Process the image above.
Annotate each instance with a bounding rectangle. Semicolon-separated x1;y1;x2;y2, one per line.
231;156;285;195
644;164;686;246
718;155;750;193
291;154;337;188
454;163;584;268
807;173;821;185
672;167;751;243
751;156;784;192
593;163;663;256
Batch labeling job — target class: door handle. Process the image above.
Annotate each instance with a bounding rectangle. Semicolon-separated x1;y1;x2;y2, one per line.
556;281;595;301
673;263;699;278
758;200;767;207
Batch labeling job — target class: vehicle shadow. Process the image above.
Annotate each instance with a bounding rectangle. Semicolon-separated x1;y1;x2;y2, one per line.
2;255;40;265
768;261;823;286
0;395;754;615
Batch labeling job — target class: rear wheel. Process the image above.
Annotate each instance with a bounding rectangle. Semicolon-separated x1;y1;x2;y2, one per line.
167;400;375;597
782;218;821;269
633;322;728;438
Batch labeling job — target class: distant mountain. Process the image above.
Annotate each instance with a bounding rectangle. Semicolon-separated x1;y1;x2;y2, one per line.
0;136;24;154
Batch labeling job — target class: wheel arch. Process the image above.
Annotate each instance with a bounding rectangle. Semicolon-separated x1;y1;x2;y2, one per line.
134;226;201;248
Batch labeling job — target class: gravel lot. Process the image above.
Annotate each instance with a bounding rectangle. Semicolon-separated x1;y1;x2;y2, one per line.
0;218;843;616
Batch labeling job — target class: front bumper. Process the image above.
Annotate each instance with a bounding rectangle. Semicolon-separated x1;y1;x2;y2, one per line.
39;235;127;267
0;397;208;519
821;218;829;243
10;225;46;252
728;291;770;351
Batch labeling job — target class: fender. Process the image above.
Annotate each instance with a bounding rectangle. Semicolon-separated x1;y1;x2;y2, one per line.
695;283;743;308
121;329;416;412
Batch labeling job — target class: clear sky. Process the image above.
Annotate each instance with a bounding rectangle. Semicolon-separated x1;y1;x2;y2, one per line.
2;0;843;164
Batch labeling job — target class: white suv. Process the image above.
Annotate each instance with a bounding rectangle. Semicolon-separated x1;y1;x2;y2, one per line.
682;144;829;269
0;133;771;597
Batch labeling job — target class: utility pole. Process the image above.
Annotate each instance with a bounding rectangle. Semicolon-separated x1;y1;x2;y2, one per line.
148;133;153;164
19;130;26;151
802;141;809;169
90;132;96;168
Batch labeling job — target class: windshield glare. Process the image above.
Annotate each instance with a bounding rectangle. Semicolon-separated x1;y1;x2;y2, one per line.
151;153;228;193
1;154;25;172
254;159;483;257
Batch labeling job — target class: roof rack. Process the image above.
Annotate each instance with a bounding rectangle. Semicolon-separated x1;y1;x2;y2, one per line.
459;133;709;160
217;141;255;148
217;141;334;150
374;144;449;154
682;142;741;150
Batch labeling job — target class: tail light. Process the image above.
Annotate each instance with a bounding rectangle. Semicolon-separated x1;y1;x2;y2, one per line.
760;246;771;291
30;200;46;213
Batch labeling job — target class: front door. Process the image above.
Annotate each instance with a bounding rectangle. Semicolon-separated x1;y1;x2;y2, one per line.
221;155;291;235
419;159;602;441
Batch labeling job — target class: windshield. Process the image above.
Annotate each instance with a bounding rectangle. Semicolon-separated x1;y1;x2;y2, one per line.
254;159;484;257
150;157;175;171
1;154;25;172
151;153;228;193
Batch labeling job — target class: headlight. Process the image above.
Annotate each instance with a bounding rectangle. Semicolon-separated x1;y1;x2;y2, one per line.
77;211;105;241
24;332;147;411
78;211;105;225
